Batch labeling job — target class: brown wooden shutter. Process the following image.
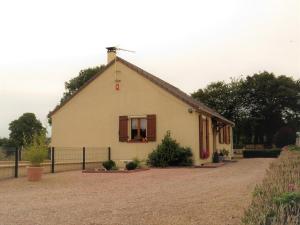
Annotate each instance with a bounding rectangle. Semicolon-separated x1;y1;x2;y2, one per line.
199;115;203;158
219;128;221;144
206;117;210;157
119;116;128;142
147;114;156;141
223;127;226;144
224;125;227;144
228;126;231;144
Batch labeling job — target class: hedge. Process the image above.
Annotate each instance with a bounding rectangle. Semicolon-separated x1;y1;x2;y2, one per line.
243;149;281;158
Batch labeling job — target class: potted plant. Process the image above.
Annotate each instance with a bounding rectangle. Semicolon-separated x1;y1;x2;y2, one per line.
24;133;48;181
220;149;229;160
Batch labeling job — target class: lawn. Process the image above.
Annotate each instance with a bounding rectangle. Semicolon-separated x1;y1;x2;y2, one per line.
0;158;273;225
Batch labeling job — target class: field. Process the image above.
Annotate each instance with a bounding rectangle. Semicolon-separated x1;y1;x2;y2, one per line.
0;158;273;225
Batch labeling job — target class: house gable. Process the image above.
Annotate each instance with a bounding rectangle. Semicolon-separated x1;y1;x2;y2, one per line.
49;57;234;126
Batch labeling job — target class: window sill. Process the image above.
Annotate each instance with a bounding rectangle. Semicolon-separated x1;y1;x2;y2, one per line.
127;139;148;143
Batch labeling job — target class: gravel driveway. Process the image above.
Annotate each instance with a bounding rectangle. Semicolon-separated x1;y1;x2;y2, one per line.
0;158;273;225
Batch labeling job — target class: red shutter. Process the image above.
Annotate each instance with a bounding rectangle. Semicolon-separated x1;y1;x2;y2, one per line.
206;117;210;158
199;115;203;159
147;115;156;141
119;116;128;142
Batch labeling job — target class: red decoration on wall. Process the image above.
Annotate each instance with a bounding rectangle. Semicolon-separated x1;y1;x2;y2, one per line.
115;83;120;91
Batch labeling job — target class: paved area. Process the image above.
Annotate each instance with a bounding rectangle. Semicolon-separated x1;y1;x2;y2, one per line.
0;158;274;225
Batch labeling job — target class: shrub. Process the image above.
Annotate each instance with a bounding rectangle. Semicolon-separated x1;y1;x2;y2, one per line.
287;145;300;152
273;192;300;206
102;160;116;170
132;157;142;168
212;152;219;163
23;133;48;166
147;131;193;167
126;161;138;170
243;149;281;158
242;150;300;225
0;150;6;160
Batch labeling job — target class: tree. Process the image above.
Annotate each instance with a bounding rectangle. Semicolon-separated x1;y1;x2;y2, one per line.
0;138;9;146
240;72;300;145
9;113;46;148
48;65;105;124
192;71;300;147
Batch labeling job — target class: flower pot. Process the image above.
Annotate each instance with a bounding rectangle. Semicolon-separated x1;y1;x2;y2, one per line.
27;166;43;181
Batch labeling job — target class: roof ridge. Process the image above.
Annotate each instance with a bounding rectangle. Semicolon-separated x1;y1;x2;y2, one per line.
49;56;234;125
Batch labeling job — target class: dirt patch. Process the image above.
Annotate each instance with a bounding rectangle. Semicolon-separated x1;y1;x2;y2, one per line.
0;158;274;225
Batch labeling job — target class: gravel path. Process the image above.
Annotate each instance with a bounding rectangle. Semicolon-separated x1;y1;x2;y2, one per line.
0;158;273;225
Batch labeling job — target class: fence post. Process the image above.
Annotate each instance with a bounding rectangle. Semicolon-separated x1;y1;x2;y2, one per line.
82;147;86;170
108;147;111;161
51;147;55;173
14;148;19;178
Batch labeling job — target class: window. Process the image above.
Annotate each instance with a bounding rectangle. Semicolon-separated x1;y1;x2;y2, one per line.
119;115;156;142
131;118;147;141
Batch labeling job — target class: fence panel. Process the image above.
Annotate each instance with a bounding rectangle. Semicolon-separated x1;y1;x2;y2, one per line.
0;146;109;180
0;147;16;180
85;147;109;170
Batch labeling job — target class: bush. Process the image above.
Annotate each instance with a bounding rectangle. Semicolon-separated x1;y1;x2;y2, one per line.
242;150;300;225
24;133;48;166
102;160;116;170
273;192;300;206
126;161;138;170
147;131;193;167
243;149;281;158
287;145;300;152
132;157;142;168
212;152;219;163
0;150;6;160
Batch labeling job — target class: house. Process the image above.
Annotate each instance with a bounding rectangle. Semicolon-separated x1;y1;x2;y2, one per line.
49;48;234;166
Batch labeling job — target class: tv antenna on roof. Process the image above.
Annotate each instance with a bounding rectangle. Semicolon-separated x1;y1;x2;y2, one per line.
106;46;135;54
106;46;135;91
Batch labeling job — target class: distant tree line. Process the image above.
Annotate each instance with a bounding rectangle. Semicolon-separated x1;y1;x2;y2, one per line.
0;113;46;150
192;71;300;148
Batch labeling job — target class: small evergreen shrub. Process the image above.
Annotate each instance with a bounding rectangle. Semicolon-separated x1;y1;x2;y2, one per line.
102;160;116;170
147;131;193;167
126;161;138;170
132;157;142;168
212;152;219;163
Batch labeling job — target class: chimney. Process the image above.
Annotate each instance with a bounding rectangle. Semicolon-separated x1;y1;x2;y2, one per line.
106;47;117;64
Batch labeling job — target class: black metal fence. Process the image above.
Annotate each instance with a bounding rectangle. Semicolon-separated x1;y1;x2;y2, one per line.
0;146;110;180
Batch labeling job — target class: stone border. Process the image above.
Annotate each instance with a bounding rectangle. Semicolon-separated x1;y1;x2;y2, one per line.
82;168;150;173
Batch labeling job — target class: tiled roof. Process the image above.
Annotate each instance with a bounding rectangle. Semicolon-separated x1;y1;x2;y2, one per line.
49;57;234;125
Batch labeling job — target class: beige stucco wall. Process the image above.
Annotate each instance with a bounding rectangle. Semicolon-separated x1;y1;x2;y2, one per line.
51;61;231;166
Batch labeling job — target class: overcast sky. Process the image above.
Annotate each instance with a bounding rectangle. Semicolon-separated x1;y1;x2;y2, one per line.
0;0;299;138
